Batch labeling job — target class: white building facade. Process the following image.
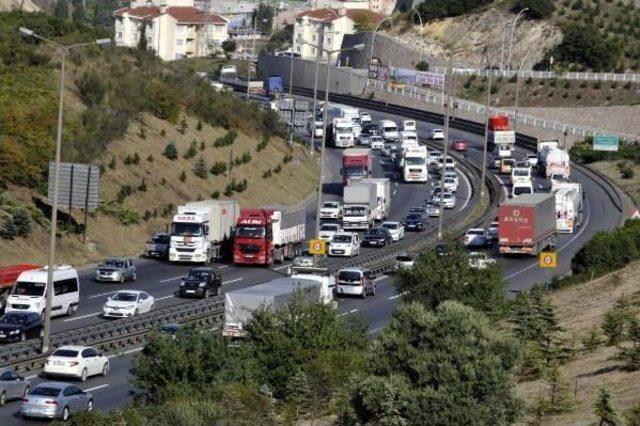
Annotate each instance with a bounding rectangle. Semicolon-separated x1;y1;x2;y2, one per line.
114;0;229;61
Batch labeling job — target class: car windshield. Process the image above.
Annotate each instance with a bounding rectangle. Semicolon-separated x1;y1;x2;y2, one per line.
514;186;532;195
338;271;362;282
514;169;529;176
320;224;339;231
405;157;425;166
236;226;265;238
351;117;361;125
426;203;438;209
445;179;455;184
433;129;442;133
443;193;454;199
186;271;210;281
383;126;397;132
405;214;422;221
323;202;339;209
332;235;352;243
382;223;398;230
12;281;45;297
344;206;366;216
112;292;138;302
0;313;30;324
468;230;484;235
171;223;202;237
52;349;79;358
396;255;413;261
368;229;384;235
503;160;515;166
30;387;61;397
104;260;124;268
370;137;383;142
150;235;170;244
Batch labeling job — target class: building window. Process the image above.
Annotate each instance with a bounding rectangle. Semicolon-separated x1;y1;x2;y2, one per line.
117;31;123;39
176;39;185;47
312;34;316;42
296;45;301;53
176;25;186;33
327;37;332;44
312;47;315;55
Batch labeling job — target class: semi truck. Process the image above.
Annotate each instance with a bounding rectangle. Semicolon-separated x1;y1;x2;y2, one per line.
169;200;240;263
498;193;556;256
233;206;306;266
342;148;373;186
487;115;510;151
342;181;377;230
401;145;428;183
361;178;391;221
330;118;355;148
553;182;583;233
538;146;570;179
222;271;334;338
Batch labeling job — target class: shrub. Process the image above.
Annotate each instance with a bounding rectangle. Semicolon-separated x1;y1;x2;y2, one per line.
193;157;208;179
283;153;293;164
76;68;107;107
163;142;178;160
160;177;166;186
137;178;147;192
525;77;534;85
213;130;238;147
178;116;188;135
580;81;588;88
138;126;147;139
256;134;270;152
224;183;234;197
513;0;556;19
108;156;116;169
262;169;272;178
123;155;133;165
147;155;154;162
210;162;227;176
199;141;205;151
273;164;282;174
552;23;621;71
179;170;186;182
593;81;602;89
196;120;203;131
564;80;572;89
618;161;635;178
160;129;166;137
415;61;429;71
0;219;17;239
415;0;494;20
143;210;152;221
183;141;198;159
116;185;134;203
132;153;140;164
211;191;220;199
98;204;141;225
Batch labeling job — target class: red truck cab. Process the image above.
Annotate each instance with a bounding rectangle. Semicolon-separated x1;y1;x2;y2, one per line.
342;148;373;186
489;115;509;131
233;208;274;266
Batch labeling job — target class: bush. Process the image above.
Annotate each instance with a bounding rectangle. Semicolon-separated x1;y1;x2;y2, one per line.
12;208;32;237
593;81;602;89
416;0;493;20
147;155;154;162
98;204;141;225
221;39;237;53
116;184;134;203
262;169;272;179
213;130;238;147
211;191;220;199
514;0;556;18
137;178;147;192
178;116;188;135
108;156;116;169
163;142;178;160
193;157;208;179
183;141;198;159
179;170;186;182
273;164;282;174
552;23;621;71
76;68;107;107
160;129;166;137
196;120;203;131
415;61;429;71
618;161;635;178
210;162;227;176
138;126;147;139
256;134;270;152
0;220;17;240
283;153;293;164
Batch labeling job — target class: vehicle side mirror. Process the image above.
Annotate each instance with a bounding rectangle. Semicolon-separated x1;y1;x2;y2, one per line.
339;168;343;175
17;375;24;381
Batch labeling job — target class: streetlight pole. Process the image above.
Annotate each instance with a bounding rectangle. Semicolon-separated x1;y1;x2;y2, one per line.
369;17;391;71
437;53;454;241
18;27;110;354
480;64;493;199
410;7;424;65
506;8;528;71
514;51;531;134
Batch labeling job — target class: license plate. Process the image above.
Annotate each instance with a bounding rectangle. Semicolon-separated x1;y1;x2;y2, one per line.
369;241;378;245
333;250;344;254
186;290;195;294
54;361;64;366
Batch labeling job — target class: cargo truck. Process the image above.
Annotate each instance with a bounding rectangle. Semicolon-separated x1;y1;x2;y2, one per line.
330;118;355;148
342;148;373;186
361;178;391;221
342;182;377;230
233;206;306;266
538;146;570;179
553;182;583;233
222;271;334;337
498;193;557;255
401;145;428;183
169;200;240;263
487;115;511;151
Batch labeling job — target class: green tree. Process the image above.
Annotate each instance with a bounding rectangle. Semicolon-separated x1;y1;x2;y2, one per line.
544;361;574;414
163;142;178;160
395;245;507;317
72;0;85;23
193;156;208;179
552;24;621;71
251;3;274;34
179;170;186;182
221;39;236;53
624;402;640;426
594;386;619;426
617;318;640;369
415;61;429;71
346;302;522;425
0;219;17;240
416;0;493;21
138;22;148;52
54;0;69;19
12;208;32;237
513;0;555;19
77;69;106;107
602;295;635;346
183;141;198;159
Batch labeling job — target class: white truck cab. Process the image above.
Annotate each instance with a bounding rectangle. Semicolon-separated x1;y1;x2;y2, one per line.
402;146;428;183
332;118;355;148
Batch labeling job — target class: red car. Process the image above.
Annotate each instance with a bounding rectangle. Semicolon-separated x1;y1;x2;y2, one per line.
451;140;468;152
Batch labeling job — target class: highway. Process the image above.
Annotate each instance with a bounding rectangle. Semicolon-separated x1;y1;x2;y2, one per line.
0;99;624;423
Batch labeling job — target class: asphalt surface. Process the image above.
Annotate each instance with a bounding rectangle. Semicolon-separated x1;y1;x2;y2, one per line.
0;100;623;423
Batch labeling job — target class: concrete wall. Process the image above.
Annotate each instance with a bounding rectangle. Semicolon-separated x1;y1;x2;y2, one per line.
340;32;439;69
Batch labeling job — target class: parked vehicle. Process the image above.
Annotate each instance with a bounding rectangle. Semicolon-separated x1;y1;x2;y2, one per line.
362;227;393;247
0;368;30;405
451;139;468;152
234;205;305;265
44;346;109;382
336;269;376;298
380;119;399;141
320;201;343;220
430;128;444;140
95;258;136;283
401;120;416;132
319;223;342;242
361;178;391;221
223;272;333;337
403;213;426;231
343;182;377;230
328;233;360;257
102;290;154;318
554;182;583;233
342;148;372;186
144;233;171;259
381;221;405;241
6;266;79;318
464;228;490;248
178;268;222;299
499;193;557;255
394;254;415;271
169;200;240;264
0;312;42;343
468;252;497;270
21;382;93;421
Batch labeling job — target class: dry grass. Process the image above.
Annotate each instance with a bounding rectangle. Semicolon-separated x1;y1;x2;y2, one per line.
516;261;640;425
589;160;640;207
0;113;318;266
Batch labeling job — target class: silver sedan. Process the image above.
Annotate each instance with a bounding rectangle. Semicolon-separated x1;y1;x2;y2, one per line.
21;382;93;421
0;368;30;406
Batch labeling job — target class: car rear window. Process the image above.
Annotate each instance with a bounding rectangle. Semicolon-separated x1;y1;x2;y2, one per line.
30;387;61;397
52;349;79;358
468;230;484;235
396;255;413;261
382;223;398;230
338;271;362;282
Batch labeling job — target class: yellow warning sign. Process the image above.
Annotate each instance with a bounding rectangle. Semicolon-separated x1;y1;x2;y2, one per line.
539;251;557;269
309;239;326;255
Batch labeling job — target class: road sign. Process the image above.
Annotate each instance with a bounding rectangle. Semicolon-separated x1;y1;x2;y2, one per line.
494;130;516;145
416;71;445;89
377;66;389;81
593;135;619;152
539;251;557;269
368;63;379;79
309;239;326;255
47;163;100;211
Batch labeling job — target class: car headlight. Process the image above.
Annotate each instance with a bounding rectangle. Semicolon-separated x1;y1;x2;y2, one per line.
180;282;185;286
199;282;207;287
9;329;20;335
126;305;136;310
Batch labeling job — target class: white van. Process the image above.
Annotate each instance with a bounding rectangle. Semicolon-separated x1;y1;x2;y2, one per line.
401;120;416;132
380;119;399;141
400;131;418;145
6;266;80;318
511;180;534;198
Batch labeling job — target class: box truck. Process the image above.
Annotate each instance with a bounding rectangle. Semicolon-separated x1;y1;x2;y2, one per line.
342;182;377;230
538;147;570;179
342;148;373;186
553;182;583;233
498;193;556;255
169;200;240;263
361;178;391;221
233;206;306;266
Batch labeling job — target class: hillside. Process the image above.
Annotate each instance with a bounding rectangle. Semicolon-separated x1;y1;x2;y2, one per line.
0;0;39;12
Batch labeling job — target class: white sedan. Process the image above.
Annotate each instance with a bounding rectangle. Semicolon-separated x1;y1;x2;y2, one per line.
370;135;384;150
381;221;405;241
441;192;456;209
443;178;458;193
464;228;490;248
44;346;109;382
102;290;154;318
319;223;342;243
320;201;342;220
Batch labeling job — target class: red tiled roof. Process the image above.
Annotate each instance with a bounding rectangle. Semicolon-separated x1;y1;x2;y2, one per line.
113;6;161;19
113;6;227;24
295;8;384;25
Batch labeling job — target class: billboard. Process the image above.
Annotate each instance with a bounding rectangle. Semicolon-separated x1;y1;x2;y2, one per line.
47;163;100;211
494;131;516;145
416;71;445;89
593;135;619;152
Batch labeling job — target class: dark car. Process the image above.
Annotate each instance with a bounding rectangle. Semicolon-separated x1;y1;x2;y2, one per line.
0;312;43;343
435;243;452;257
145;233;171;259
360;123;380;136
178;267;222;299
402;214;426;231
362;227;393;247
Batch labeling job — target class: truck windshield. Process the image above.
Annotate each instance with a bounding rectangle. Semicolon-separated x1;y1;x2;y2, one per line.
338;126;353;133
345;167;366;178
236;226;266;238
405;157;425;166
384;126;397;132
171;223;202;237
12;281;45;297
344;206;366;216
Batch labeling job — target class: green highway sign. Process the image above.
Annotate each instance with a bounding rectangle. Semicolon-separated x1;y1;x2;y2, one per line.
593;134;619;152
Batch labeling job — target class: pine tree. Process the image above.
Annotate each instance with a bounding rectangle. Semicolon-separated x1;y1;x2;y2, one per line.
178;116;188;134
72;0;85;23
183;141;197;159
199;141;205;151
0;220;17;240
137;179;147;192
545;361;574;414
163;142;178;160
624;402;640;426
138;22;148;52
54;0;68;19
196;120;203;131
193;157;208;179
108;156;116;169
285;369;314;423
594;386;619;426
179;170;186;182
12;208;32;237
133;153;140;165
618;318;640;370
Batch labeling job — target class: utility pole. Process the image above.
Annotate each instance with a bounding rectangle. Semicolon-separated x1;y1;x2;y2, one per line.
437;54;454;241
480;66;493;198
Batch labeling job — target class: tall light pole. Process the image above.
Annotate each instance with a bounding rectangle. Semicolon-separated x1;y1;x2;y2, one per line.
369;16;391;71
286;1;312;146
480;57;494;199
18;27;111;354
513;50;532;134
437;53;454;241
506;8;528;71
409;7;424;65
247;1;270;99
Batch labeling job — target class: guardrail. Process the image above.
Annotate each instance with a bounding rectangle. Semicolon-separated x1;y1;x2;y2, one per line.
428;67;640;83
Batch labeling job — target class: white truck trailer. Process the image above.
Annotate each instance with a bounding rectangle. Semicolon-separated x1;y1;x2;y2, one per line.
361;178;391;221
342;181;377;230
553;182;583;233
538;146;570;179
169;200;240;263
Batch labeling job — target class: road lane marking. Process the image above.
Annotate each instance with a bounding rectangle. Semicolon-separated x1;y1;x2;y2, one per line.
26;374;37;380
459;167;473;211
160;275;183;283
222;278;243;285
388;291;408;300
338;309;358;317
90;291;117;299
85;384;109;392
272;264;292;271
218;265;229;269
109;347;143;359
156;295;174;301
374;275;388;282
368;327;383;335
64;312;100;322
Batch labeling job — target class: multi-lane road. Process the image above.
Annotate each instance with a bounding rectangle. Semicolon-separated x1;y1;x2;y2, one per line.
0;99;624;423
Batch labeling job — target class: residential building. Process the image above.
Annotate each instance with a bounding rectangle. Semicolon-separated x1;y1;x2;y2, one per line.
114;0;229;61
293;8;384;62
